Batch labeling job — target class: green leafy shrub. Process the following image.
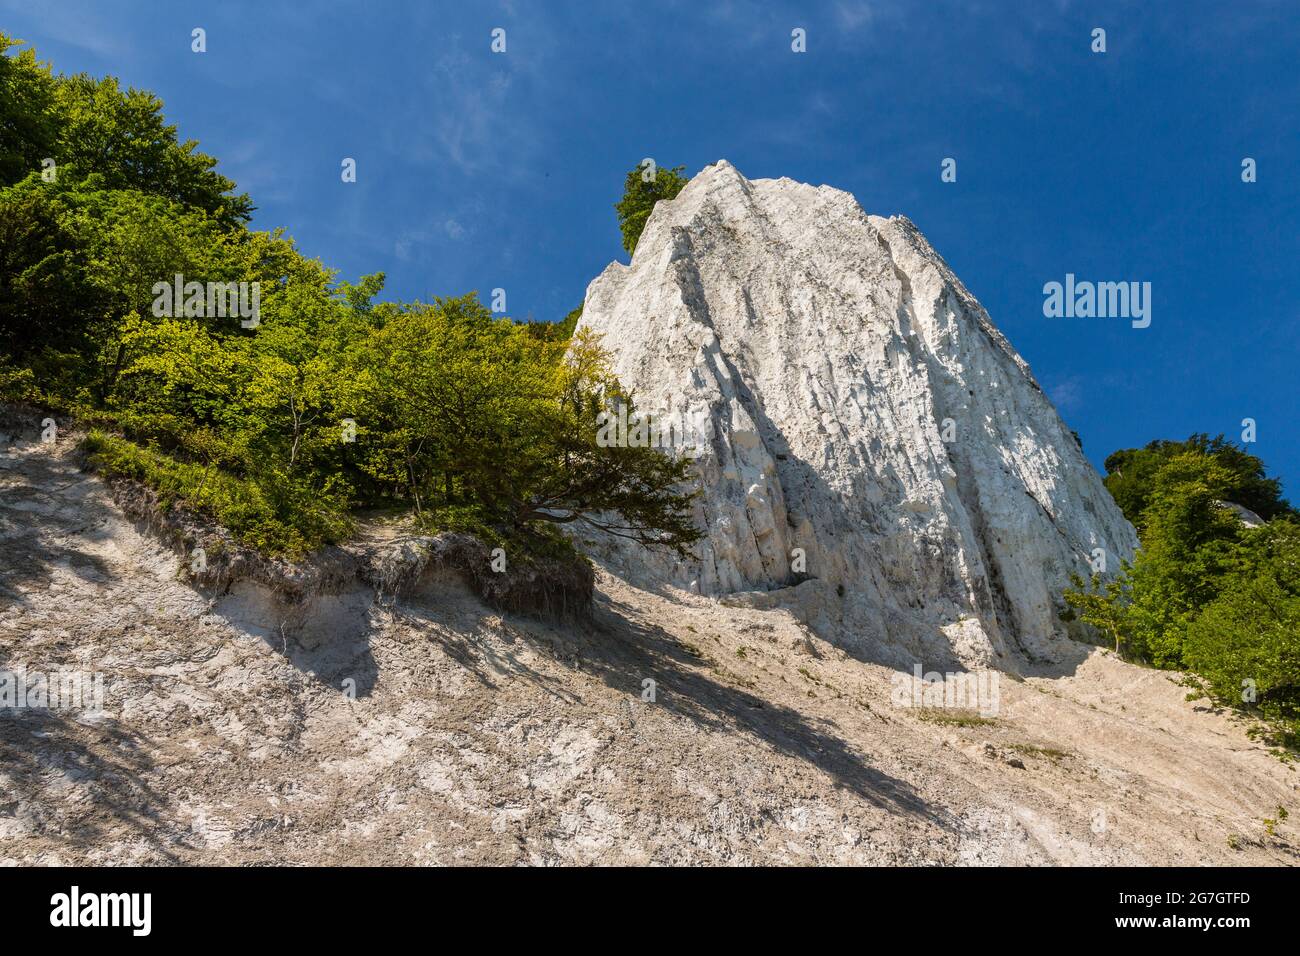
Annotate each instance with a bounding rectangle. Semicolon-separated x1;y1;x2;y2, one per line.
1068;440;1299;749
1183;520;1300;748
1104;434;1293;533
82;430;350;556
614;161;689;256
3;35;701;575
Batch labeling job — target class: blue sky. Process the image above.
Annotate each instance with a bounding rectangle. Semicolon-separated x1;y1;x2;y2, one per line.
6;0;1297;493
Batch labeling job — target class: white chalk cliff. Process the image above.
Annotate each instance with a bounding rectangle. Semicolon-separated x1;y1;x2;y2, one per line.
578;160;1138;669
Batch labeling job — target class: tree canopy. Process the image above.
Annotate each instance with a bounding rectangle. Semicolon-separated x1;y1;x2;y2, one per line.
1104;433;1293;532
1;33;701;568
1068;439;1299;750
614;161;689;256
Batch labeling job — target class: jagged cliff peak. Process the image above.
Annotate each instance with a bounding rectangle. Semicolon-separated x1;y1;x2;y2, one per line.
578;161;1138;668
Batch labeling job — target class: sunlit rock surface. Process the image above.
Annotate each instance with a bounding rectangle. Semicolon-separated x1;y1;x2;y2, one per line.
578;161;1138;668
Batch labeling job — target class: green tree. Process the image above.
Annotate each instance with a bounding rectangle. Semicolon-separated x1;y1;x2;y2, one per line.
558;304;583;338
1068;452;1243;665
344;294;551;514
1184;520;1300;747
51;72;252;226
1067;438;1299;749
1104;434;1292;532
511;326;700;556
615;162;689;256
2;37;704;569
2;31;251;222
0;172;246;400
1063;571;1129;653
0;35;59;185
346;299;699;554
0;190;104;360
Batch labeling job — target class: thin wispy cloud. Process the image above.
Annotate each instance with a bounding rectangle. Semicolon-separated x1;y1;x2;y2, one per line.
1048;376;1087;413
0;0;134;60
834;1;876;32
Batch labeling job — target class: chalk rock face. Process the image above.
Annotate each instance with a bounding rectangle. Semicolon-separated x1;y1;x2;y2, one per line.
578;161;1138;668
